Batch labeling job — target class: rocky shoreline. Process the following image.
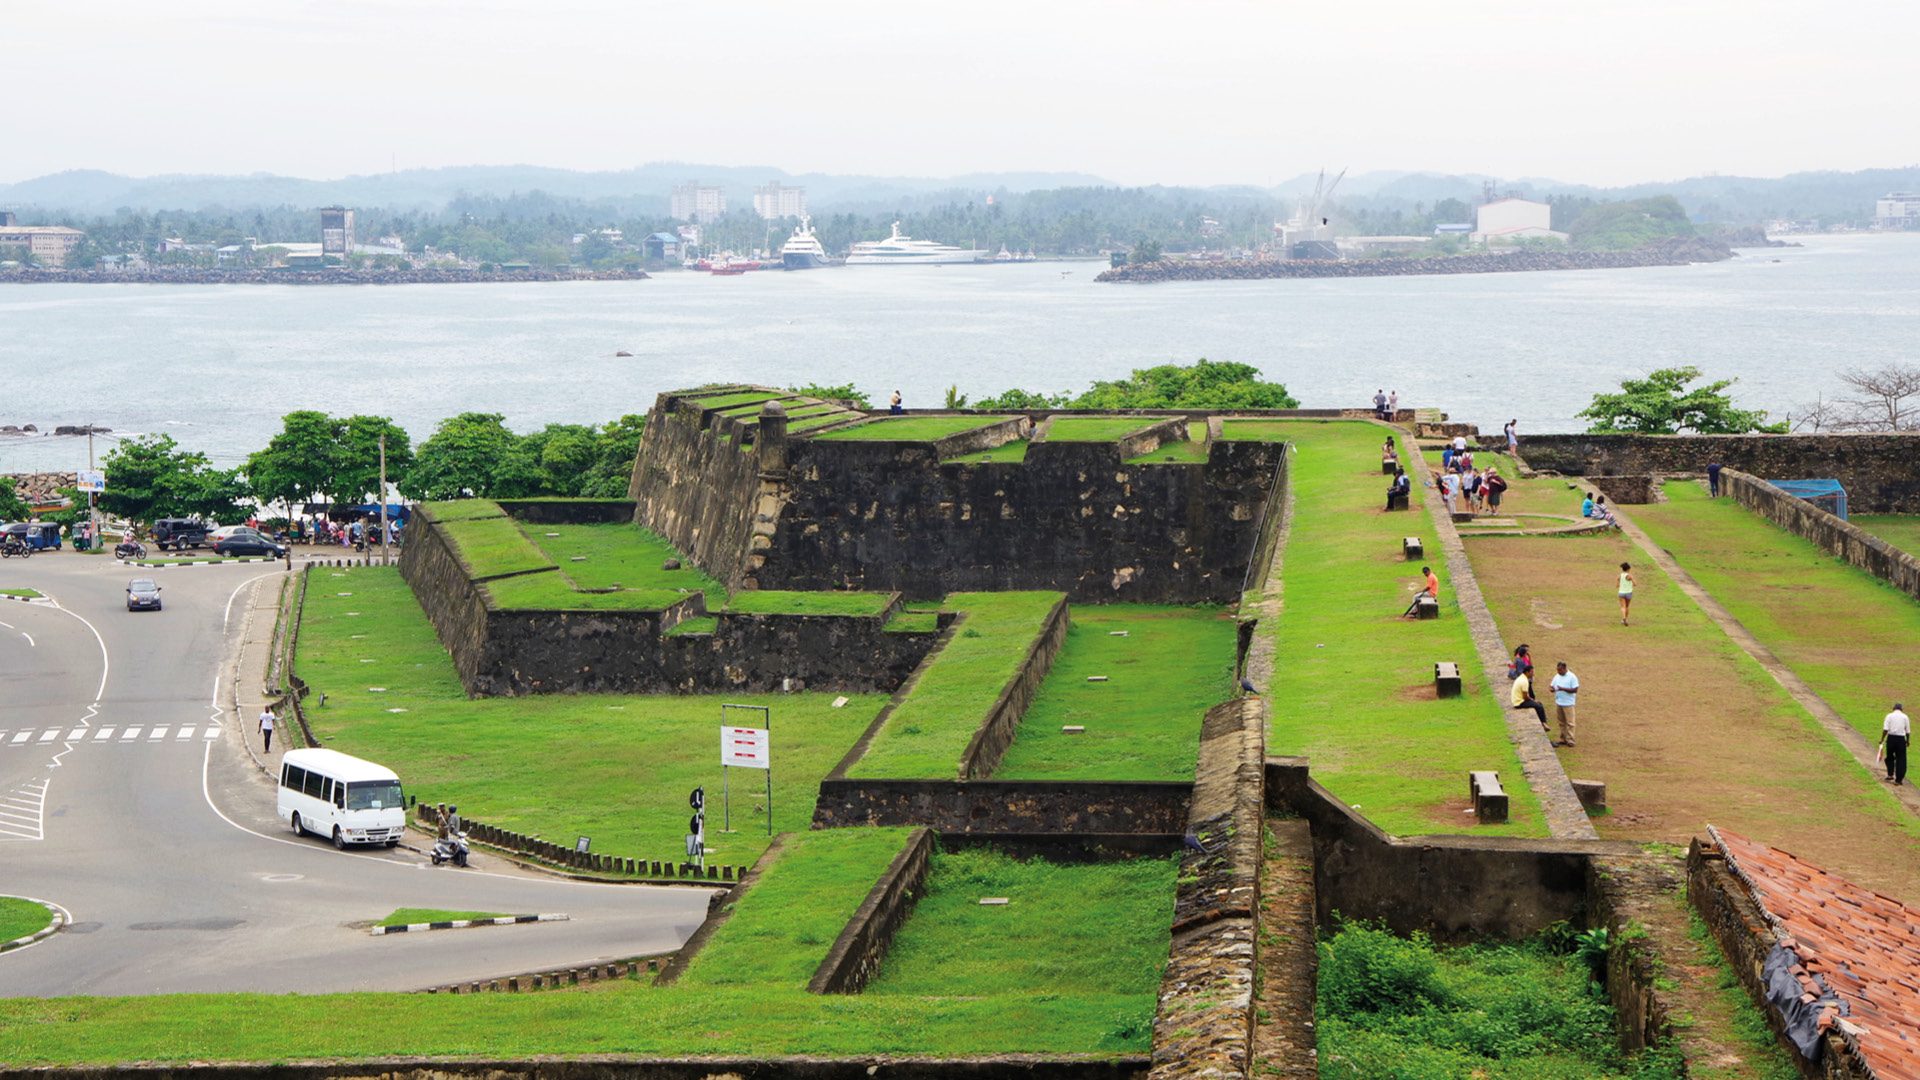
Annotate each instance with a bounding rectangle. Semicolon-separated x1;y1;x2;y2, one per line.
2;472;80;504
1094;237;1735;283
0;267;651;286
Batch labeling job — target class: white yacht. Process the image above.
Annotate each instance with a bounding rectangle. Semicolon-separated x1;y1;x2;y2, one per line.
845;221;985;265
779;216;829;270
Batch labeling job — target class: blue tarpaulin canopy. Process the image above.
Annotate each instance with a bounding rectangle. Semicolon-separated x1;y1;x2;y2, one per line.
1773;479;1848;520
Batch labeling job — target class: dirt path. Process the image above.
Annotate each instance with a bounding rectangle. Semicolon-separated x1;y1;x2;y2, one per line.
1465;531;1920;901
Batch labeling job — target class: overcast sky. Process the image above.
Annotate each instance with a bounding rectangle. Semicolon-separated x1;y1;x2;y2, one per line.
7;0;1910;188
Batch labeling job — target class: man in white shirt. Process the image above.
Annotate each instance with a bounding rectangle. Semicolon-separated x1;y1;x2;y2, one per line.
259;707;276;753
1549;662;1580;747
1880;703;1911;786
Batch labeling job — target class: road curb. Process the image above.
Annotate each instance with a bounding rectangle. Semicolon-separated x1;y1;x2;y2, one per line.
0;895;69;954
0;592;51;605
127;557;281;569
371;913;568;936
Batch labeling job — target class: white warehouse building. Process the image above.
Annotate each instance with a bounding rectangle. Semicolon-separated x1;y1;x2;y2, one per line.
1471;197;1568;244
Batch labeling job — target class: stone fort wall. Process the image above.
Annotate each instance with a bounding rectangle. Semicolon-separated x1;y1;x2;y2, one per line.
1515;432;1920;513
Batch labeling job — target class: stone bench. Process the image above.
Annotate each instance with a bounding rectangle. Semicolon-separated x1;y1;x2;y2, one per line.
1403;537;1423;559
1571;779;1607;813
1450;510;1474;523
1468;770;1509;824
1433;661;1461;696
1413;595;1439;620
1381;459;1399;475
1387;491;1410;511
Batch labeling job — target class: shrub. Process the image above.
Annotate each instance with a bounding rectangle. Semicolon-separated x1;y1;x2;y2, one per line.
1317;920;1451;1015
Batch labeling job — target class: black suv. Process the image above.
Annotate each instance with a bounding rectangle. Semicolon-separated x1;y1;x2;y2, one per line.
151;519;209;551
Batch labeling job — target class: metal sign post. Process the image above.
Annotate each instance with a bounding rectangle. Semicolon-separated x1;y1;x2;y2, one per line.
687;786;705;870
720;703;773;836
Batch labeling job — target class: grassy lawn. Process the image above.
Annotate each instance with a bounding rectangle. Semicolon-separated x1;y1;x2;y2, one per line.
1124;423;1212;465
0;588;43;599
884;610;940;633
422;498;513;522
691;389;783;409
1852;514;1920;556
1266;422;1547;837
516;522;721;595
790;412;863;434
725;590;894;616
815;416;1013;442
1217;419;1299;442
0;897;52;941
296;567;885;863
1465;529;1920;899
849;592;1065;778
1043;417;1156;442
375;908;507;928
437;513;554;579
678;828;912;988
994;605;1236;780
1636;481;1920;746
483;571;688;611
950;439;1030;464
867;847;1174;1002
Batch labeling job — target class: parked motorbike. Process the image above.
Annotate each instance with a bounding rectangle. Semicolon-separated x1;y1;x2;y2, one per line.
1;537;32;559
429;830;470;868
114;540;148;561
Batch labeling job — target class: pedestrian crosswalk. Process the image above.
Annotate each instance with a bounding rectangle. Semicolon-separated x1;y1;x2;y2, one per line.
0;725;222;749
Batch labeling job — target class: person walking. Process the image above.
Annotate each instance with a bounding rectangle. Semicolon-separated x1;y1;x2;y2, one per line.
1881;703;1911;785
1403;565;1440;617
1440;469;1461;514
1511;667;1548;732
889;389;903;415
1549;662;1580;747
1617;562;1636;626
1707;461;1723;497
1485;467;1508;515
258;706;276;753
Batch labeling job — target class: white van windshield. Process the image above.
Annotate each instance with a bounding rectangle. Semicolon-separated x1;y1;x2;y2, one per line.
346;780;403;810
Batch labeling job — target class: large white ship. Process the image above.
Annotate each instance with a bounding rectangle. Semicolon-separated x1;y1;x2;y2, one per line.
779;216;829;270
845;221;985;265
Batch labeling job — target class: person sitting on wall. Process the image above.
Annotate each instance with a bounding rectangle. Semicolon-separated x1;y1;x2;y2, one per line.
1402;565;1440;617
1386;467;1411;510
1581;492;1596;518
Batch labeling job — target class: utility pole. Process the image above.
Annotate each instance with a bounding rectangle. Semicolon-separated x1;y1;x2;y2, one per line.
87;424;98;549
378;434;389;566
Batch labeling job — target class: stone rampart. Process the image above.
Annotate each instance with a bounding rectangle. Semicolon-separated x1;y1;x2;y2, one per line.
495;499;637;525
1517;433;1920;513
955;596;1072;779
396;505;498;691
811;778;1191;834
627;393;769;588
808;827;935;994
1723;468;1920;604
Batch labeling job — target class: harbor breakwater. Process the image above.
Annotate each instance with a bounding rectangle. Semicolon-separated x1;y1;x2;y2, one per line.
0;266;650;285
1095;237;1733;283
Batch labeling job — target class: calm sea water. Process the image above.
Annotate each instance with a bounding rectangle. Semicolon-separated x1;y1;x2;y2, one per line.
3;233;1917;472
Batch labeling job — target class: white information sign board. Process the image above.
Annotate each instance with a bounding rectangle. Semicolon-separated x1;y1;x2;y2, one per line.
721;726;771;769
77;470;106;494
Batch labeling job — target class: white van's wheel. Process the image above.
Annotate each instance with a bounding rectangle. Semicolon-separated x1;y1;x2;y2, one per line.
290;812;303;836
332;827;347;850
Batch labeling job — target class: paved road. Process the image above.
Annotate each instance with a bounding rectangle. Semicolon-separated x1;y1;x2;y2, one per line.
0;554;712;996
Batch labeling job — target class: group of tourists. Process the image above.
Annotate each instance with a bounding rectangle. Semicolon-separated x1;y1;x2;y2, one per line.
1580;491;1618;528
290;515;403;551
1508;645;1581;747
1435;435;1508;516
1371;389;1399;420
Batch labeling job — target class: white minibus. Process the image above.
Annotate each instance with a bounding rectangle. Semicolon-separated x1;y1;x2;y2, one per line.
277;748;408;849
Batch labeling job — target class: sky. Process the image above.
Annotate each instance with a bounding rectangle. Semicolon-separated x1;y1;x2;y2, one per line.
6;0;1912;188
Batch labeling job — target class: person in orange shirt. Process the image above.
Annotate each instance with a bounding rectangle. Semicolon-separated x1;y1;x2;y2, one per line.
1403;565;1440;617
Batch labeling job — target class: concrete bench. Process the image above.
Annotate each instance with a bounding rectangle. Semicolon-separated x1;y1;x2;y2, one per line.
1571;779;1607;813
1433;661;1461;696
1381;459;1399;475
1403;537;1423;559
1468;770;1509;824
1414;595;1439;620
1387;491;1410;511
1450;510;1474;524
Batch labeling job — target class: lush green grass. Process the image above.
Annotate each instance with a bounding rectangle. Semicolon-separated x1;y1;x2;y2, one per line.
691;390;782;409
1636;482;1920;744
1685;909;1801;1080
884;610;940;633
0;588;43;599
950;439;1030;464
0;897;52;941
375;908;507;928
666;615;719;636
790;412;864;434
296;567;884;862
725;590;894;616
995;605;1235;780
1266;422;1547;837
516;522;721;595
850;592;1065;778
1043;416;1156;442
1852;514;1920;557
815;416;1014;442
483;571;688;611
1124;424;1212;465
1317;921;1683;1080
438;514;554;579
1217;419;1298;442
422;499;512;522
867;847;1174;1004
678;828;912;988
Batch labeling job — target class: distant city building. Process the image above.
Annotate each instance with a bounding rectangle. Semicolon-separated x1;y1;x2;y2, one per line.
319;206;355;258
0;213;86;266
752;182;807;220
1875;192;1920;230
671;183;726;223
643;232;681;261
1471;197;1568;244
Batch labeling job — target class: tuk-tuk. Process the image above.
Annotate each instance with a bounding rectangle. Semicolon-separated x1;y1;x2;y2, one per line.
1;522;63;551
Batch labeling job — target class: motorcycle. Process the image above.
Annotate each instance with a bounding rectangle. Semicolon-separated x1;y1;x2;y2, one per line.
0;537;32;559
429;829;470;868
114;540;148;561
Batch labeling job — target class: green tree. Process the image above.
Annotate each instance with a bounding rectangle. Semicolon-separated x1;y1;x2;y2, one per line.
580;414;647;498
1130;238;1163;264
974;387;1072;410
1071;359;1299;410
1579;366;1785;434
335;415;413;504
787;383;872;409
246;411;341;509
0;478;29;521
401;412;521;500
99;435;246;529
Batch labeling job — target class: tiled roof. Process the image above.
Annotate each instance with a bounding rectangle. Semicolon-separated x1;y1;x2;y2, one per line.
1713;827;1920;1080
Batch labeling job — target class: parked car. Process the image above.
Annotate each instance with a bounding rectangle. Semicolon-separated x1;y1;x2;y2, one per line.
151;518;210;551
0;522;62;551
214;528;287;558
126;579;163;611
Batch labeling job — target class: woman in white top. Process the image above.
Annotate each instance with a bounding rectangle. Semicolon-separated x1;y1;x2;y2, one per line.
1617;561;1635;626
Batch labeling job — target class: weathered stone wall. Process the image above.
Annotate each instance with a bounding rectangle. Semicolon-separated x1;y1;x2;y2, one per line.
1586;856;1683;1051
1264;758;1635;940
811;778;1192;834
956;597;1072;779
395;506;497;692
1724;468;1920;604
1517;433;1920;513
1584;475;1654;504
809;827;934;994
496;499;637;525
628;394;768;587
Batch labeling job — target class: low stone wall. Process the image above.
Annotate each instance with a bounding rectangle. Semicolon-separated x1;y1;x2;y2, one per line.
1149;697;1266;1080
1517;432;1920;513
653;837;786;986
1586;855;1684;1051
1585;475;1654;504
932;416;1030;458
396;505;498;691
1113;416;1192;461
496;499;637;525
0;1058;1151;1080
1264;758;1634;940
956;596;1072;779
809;828;935;994
811;778;1191;835
1724;467;1920;605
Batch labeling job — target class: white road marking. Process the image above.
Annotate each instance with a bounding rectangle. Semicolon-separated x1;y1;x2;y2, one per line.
149;727;168;740
19;632;32;647
175;726;194;740
203;726;219;739
8;732;27;745
0;776;47;841
122;727;141;740
67;728;86;740
36;730;57;743
94;728;113;740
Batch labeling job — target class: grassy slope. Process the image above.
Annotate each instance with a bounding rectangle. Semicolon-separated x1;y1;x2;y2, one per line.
1267;422;1547;837
0;897;51;941
376;908;506;927
1124;423;1212;465
422;499;512;522
1636;482;1920;743
867;847;1174;1001
1044;417;1155;442
437;515;554;578
1852;514;1920;557
848;592;1064;779
691;390;782;409
995;605;1235;780
296;567;883;861
951;440;1030;463
815;416;1013;441
517;522;722;594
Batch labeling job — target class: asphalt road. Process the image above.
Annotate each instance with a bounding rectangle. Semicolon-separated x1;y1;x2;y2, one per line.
0;553;712;996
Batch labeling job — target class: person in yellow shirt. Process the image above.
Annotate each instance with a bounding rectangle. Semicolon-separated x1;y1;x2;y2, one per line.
1511;669;1547;731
